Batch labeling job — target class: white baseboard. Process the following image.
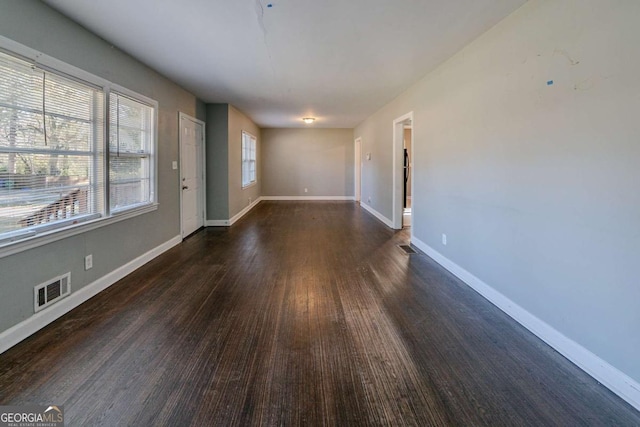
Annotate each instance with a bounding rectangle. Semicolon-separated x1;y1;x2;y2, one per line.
360;202;394;228
0;235;182;355
205;198;263;227
410;236;640;412
229;198;262;225
206;220;230;226
261;196;355;201
206;197;356;228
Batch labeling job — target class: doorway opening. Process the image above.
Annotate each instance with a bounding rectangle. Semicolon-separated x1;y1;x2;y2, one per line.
354;137;362;203
402;125;412;228
392;112;414;231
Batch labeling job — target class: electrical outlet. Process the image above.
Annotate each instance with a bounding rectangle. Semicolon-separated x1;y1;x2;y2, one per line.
367;197;371;203
442;234;447;246
248;197;252;204
304;188;308;193
85;254;93;270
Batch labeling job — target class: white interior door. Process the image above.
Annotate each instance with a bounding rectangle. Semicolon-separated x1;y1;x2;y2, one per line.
180;113;205;238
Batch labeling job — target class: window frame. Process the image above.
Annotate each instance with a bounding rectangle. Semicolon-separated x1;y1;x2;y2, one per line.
241;130;257;189
107;87;158;214
0;37;158;259
0;59;104;238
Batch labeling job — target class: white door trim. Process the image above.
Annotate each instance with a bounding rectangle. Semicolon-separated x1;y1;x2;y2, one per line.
392;111;413;230
354;137;362;202
179;112;206;239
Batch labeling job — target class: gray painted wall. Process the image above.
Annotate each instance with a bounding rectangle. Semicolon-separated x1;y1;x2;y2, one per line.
262;128;354;197
355;122;392;217
205;104;260;221
228;106;261;217
0;1;204;332
355;0;640;383
206;104;229;220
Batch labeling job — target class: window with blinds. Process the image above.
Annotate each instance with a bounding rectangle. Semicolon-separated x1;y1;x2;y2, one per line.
0;51;104;243
241;131;256;188
0;46;156;248
109;93;154;212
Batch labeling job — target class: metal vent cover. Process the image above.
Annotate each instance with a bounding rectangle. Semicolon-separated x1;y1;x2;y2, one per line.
398;244;417;254
34;273;71;312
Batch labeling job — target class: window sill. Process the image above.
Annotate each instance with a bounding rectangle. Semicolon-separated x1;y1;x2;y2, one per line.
0;203;159;259
242;181;258;190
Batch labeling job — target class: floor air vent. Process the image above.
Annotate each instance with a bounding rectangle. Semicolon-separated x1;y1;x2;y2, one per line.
34;273;71;312
398;244;417;254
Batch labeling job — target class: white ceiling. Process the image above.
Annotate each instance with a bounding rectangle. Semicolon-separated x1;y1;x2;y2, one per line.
43;0;526;128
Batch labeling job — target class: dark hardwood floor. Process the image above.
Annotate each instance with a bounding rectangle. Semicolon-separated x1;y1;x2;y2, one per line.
1;201;638;426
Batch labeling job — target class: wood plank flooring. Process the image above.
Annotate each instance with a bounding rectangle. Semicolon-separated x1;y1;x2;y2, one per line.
1;201;639;426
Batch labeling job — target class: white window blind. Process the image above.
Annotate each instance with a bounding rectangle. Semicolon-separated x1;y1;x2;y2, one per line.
0;51;104;242
242;131;256;188
109;93;154;212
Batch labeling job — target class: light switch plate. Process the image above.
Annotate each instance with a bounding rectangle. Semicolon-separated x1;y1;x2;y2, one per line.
172;161;178;170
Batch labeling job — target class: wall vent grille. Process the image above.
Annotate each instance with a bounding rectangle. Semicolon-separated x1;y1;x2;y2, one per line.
34;273;71;313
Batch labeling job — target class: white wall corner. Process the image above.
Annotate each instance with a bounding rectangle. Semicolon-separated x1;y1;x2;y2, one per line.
360;202;394;228
0;235;182;355
410;236;640;413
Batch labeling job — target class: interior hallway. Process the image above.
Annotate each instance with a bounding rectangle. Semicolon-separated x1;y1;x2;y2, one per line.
0;202;638;425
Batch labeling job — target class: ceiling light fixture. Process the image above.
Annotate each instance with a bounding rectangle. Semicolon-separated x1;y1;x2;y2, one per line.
302;117;315;124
